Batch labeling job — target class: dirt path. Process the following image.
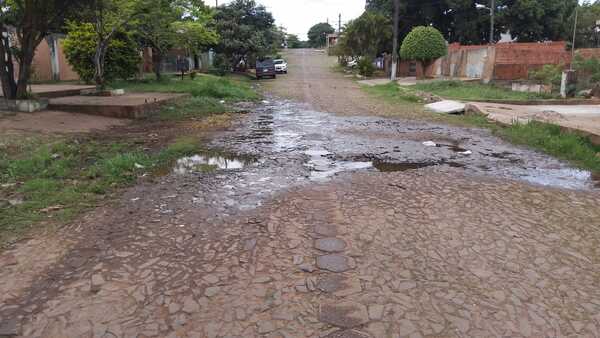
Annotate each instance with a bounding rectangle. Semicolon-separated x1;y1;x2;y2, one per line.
1;50;600;338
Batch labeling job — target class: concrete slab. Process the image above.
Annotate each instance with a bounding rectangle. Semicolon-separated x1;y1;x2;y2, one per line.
0;110;128;134
357;78;391;87
48;92;189;119
468;102;600;145
1;84;96;98
425;100;466;114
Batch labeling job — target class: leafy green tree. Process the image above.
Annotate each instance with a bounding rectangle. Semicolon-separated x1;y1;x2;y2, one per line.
498;0;578;42
87;0;141;88
133;0;217;80
213;0;277;71
286;34;307;49
400;26;447;78
366;0;577;44
307;22;335;48
63;22;140;83
0;0;91;99
573;1;600;48
337;11;392;58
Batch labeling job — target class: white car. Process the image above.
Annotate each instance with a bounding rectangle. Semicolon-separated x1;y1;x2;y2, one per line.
274;59;288;74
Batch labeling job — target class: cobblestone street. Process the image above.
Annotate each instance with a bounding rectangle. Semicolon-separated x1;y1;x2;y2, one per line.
1;50;600;338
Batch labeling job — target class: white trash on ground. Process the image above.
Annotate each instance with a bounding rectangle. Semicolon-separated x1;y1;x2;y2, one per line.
424;100;466;114
422;141;437;147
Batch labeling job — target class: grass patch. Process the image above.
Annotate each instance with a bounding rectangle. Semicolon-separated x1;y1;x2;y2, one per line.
494;121;600;173
111;74;259;101
158;97;229;120
0;136;202;247
413;80;556;101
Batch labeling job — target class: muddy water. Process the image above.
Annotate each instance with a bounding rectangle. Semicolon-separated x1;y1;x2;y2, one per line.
176;99;597;212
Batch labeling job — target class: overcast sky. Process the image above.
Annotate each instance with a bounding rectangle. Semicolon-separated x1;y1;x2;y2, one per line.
214;0;367;40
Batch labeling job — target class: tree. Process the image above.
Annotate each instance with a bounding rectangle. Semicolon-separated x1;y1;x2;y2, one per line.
366;0;577;44
88;0;140;89
498;0;578;42
337;11;392;58
0;0;90;99
400;26;447;78
63;22;140;83
286;34;302;48
307;22;335;48
213;0;277;71
573;1;600;48
133;0;218;80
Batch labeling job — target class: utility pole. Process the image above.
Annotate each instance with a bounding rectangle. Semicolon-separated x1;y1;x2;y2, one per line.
571;5;579;70
391;0;400;80
339;14;342;33
489;0;495;45
215;0;218;7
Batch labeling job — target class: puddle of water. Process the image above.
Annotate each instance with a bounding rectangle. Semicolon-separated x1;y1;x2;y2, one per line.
373;160;437;172
174;152;256;174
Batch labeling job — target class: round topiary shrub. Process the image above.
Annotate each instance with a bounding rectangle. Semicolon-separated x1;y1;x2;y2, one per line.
400;26;447;78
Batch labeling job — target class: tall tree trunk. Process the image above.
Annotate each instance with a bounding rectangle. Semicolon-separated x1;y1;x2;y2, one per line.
94;38;110;90
152;48;162;81
15;33;40;99
0;29;17;100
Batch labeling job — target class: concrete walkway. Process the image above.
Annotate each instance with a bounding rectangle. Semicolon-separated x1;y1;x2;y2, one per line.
470;102;600;144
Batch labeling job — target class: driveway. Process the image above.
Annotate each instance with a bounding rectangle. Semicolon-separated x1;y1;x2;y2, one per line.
1;49;600;338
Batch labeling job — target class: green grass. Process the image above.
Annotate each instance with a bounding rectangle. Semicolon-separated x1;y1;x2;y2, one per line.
0;136;202;246
494;121;600;173
157;97;229;120
111;74;259;101
413;80;556;101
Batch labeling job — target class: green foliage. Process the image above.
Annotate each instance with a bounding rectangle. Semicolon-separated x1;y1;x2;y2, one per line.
529;65;563;87
400;26;447;63
286;34;306;49
307;22;335;48
111;74;258;100
358;57;375;77
214;0;278;69
64;22;140;83
366;0;578;44
495;121;600;173
573;54;600;86
0;136;202;245
574;1;600;48
337;11;392;58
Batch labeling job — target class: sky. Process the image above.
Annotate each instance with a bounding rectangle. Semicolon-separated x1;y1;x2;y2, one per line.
214;0;367;40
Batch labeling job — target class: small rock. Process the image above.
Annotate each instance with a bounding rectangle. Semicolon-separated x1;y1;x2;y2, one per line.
292;255;304;265
0;318;18;336
298;263;316;273
182;298;200;313
91;273;105;292
306;276;318;291
252;276;272;284
368;305;384;320
235;308;246;320
257;320;276;334
316;254;354;273
168;302;181;314
315;238;347;253
322;329;371;338
204;286;221;297
319;301;369;329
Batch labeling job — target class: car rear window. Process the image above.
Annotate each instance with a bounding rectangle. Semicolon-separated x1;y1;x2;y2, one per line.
258;60;274;67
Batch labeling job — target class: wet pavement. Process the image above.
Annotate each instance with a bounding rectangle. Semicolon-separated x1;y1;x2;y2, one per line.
1;49;600;338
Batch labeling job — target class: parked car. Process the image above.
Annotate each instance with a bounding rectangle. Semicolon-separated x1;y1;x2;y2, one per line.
274;59;288;74
256;59;276;80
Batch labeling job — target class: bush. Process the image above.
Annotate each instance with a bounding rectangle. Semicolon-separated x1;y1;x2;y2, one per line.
209;54;230;76
400;26;447;64
529;64;562;87
573;54;600;87
63;22;141;83
358;57;375;77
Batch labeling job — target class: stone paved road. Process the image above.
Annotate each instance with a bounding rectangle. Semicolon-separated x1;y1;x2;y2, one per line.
1;49;600;338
